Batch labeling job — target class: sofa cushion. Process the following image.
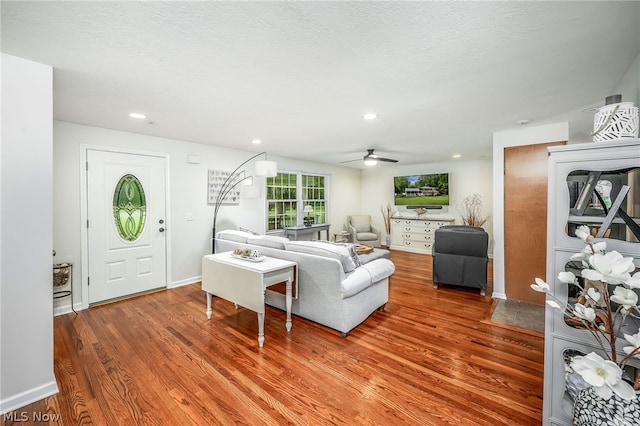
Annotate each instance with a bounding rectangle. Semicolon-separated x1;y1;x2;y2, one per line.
284;241;357;273
216;229;253;243
350;215;371;233
247;235;290;250
361;259;395;283
356;231;378;241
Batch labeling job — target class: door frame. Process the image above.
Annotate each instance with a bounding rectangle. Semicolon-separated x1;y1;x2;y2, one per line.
491;122;569;300
79;144;172;310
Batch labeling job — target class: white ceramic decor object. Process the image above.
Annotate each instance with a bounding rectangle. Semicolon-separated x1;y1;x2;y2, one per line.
593;102;639;142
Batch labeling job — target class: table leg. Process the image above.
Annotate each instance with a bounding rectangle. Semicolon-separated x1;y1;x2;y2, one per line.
206;292;212;319
257;312;265;347
285;278;293;332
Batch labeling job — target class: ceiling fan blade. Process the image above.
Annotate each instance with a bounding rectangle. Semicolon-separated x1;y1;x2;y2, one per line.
340;149;398;164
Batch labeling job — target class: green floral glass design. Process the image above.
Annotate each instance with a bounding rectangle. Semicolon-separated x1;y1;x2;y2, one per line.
113;174;147;242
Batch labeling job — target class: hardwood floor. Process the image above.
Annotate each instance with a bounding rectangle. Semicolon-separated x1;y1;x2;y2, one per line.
8;250;543;425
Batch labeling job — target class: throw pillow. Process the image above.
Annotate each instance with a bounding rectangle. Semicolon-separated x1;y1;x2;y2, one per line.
238;226;259;235
314;240;361;269
284;241;357;273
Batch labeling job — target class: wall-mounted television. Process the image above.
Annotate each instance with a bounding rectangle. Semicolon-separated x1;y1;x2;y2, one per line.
394;173;449;206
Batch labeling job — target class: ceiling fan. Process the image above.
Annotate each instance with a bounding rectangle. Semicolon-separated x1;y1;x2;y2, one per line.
341;149;398;165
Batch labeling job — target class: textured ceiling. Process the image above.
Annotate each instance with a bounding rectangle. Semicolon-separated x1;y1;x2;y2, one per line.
2;1;639;167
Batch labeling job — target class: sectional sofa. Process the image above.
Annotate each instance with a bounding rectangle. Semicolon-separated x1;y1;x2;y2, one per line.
214;230;395;336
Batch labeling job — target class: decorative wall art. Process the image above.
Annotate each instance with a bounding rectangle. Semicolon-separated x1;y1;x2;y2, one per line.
207;169;241;205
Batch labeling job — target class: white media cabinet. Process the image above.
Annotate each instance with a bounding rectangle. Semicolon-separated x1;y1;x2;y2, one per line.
389;217;455;255
543;139;640;425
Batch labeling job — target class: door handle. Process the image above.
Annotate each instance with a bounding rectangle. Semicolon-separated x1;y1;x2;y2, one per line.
159;227;165;232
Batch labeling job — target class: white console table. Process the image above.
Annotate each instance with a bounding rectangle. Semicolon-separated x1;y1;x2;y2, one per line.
390;217;455;254
202;252;297;347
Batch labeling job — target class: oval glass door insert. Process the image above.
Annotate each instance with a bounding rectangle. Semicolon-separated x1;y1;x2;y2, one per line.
113;174;147;242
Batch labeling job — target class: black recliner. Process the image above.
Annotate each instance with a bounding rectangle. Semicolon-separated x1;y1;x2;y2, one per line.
432;225;489;296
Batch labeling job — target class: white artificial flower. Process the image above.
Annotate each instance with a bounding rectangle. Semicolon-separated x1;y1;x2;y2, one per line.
582;251;635;284
570;352;636;401
623;331;640;348
609;286;639;310
586;287;601;303
573;303;596;322
530;278;550;293
575;225;593;243
571;242;608;263
546;300;562;310
625;272;640;290
622;334;640;358
623;346;640;359
557;271;577;284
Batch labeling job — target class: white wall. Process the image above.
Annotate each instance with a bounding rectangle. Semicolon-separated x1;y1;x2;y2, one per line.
53;122;361;311
360;158;494;250
613;52;639;107
0;54;59;413
490;56;640;300
492;122;569;300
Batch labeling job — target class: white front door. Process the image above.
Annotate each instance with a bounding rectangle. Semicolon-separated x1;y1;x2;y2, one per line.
87;150;167;304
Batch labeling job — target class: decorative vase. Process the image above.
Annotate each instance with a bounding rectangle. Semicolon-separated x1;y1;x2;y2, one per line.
573;387;640;426
592;95;639;142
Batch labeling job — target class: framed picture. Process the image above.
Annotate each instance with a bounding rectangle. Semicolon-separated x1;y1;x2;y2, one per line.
207;169;241;205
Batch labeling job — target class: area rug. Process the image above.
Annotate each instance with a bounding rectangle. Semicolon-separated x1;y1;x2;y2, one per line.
490;299;545;333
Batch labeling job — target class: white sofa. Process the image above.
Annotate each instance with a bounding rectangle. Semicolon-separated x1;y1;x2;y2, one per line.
214;230;395;336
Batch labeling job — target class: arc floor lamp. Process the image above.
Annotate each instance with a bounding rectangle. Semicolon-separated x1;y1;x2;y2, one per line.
211;152;277;253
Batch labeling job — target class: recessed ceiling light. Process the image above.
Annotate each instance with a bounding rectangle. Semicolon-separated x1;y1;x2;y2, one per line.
251;139;262;145
363;113;377;120
129;112;147;119
452;154;462;158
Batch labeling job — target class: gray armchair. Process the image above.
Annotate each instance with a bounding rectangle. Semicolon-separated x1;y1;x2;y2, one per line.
346;215;381;247
432;225;488;296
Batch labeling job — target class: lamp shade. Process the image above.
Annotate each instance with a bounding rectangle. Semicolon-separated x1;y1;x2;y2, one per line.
303;205;314;213
254;160;277;177
243;184;260;199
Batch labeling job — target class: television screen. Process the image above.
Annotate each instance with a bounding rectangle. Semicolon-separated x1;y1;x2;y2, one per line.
394;173;449;206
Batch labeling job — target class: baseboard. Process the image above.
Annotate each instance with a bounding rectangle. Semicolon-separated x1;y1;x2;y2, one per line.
0;380;59;415
53;301;82;316
169;276;201;289
491;291;507;300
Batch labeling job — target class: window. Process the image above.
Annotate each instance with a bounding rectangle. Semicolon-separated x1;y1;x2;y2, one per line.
113;174;147;242
267;172;328;231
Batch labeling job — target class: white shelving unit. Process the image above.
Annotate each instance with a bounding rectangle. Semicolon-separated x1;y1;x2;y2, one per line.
544;139;640;425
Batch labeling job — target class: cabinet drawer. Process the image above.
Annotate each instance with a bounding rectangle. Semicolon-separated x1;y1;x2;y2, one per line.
401;226;433;234
402;240;433;250
402;233;434;242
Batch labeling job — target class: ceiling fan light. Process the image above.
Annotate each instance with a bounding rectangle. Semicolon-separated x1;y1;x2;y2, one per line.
364;158;378;166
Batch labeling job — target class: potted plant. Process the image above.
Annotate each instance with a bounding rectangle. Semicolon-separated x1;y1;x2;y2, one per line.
381;203;392;247
531;225;640;421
